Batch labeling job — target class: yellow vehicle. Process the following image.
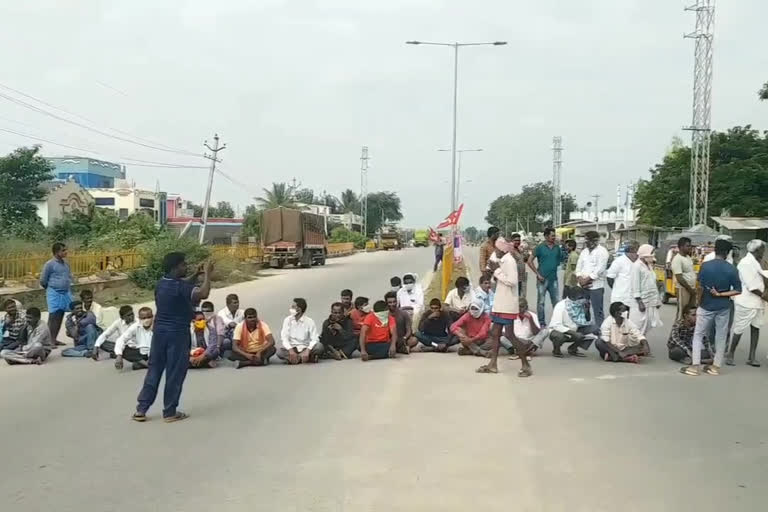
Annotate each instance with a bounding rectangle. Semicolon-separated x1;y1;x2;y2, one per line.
654;232;722;303
654;259;702;304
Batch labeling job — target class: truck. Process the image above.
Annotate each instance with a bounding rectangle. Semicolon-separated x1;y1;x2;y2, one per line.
261;207;327;268
413;229;429;248
380;231;401;250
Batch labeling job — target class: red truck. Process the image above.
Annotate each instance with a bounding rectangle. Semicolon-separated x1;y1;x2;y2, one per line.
261;207;328;268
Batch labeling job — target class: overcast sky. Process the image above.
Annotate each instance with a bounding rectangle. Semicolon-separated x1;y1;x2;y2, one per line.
1;0;766;228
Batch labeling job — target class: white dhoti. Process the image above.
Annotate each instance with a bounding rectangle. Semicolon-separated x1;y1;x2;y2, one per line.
732;304;763;335
630;305;663;335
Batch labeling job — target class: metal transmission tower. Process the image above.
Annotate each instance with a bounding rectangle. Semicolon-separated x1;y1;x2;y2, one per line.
360;146;369;236
684;0;715;226
552;136;563;226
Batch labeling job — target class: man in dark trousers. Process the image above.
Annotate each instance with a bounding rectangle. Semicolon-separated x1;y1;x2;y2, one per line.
133;253;212;423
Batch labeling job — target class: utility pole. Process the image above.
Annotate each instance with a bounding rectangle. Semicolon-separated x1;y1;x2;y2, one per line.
360;146;369;237
591;194;600;232
552;136;563;227
199;134;226;244
684;0;715;226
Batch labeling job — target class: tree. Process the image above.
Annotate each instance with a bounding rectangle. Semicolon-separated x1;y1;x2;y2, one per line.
213;201;235;218
338;189;360;213
760;82;768;101
485;181;577;234
634;125;768;226
242;210;261;239
294;188;315;204
365;191;402;236
187;202;204;217
464;226;480;244
256;182;296;209
0;146;53;238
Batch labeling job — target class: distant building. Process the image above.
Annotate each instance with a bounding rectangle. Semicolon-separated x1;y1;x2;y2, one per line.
166;217;244;244
711;216;768;248
89;179;162;222
166;194;196;218
46;156;125;189
33;178;93;227
296;202;362;232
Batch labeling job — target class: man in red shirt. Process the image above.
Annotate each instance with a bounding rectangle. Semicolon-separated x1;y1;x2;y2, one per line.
359;300;397;361
349;296;370;338
452;298;492;357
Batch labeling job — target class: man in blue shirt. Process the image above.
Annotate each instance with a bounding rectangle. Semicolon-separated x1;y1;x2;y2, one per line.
39;242;73;345
529;227;564;325
133;253;213;423
681;239;741;376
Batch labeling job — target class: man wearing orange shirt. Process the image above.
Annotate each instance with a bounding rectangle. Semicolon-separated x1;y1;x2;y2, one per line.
349;296;370;338
359;300;397;361
226;308;276;369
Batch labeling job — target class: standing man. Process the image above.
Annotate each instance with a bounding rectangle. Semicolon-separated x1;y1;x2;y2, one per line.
575;231;610;327
528;227;564;325
510;233;529;300
562;240;579;299
40;242;73;345
479;226;500;271
606;240;639;309
133;254;213;423
433;233;445;272
681;239;741;376
671;237;697;319
726;240;768;367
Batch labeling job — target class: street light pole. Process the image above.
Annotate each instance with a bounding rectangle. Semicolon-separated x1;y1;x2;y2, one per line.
438;148;483;207
407;40;506;215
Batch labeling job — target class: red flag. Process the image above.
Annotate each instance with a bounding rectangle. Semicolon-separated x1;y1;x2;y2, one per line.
428;227;439;242
436;203;464;229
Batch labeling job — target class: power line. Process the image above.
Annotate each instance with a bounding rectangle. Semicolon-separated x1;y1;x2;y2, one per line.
0;87;200;157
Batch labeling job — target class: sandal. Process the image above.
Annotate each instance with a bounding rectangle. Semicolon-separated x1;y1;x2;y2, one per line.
508;355;532;361
131;412;147;423
704;365;720;376
552;351;564;358
568;351;586;358
517;368;533;378
164;411;190;423
746;359;761;368
476;365;498;374
679;366;700;376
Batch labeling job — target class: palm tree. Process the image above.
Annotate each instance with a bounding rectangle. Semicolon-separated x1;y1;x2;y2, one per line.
255;182;296;209
338;188;360;213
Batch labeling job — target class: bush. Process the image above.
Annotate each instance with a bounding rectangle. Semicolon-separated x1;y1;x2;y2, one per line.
329;226;367;249
130;234;211;289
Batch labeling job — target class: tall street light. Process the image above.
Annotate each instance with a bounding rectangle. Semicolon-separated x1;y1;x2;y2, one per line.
438;148;483;207
407;40;507;214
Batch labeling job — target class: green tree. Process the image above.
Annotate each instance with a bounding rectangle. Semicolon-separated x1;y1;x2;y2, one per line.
0;146;53;238
214;201;235;218
760;82;768;101
188;202;204;217
294;188;315;204
329;226;367;249
256;182;296;209
242;208;262;239
338;189;360;213
634;125;768;226
464;226;480;243
485;181;577;234
365;191;402;236
50;206;160;249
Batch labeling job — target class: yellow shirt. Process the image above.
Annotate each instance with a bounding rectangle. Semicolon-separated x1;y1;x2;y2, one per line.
233;320;272;353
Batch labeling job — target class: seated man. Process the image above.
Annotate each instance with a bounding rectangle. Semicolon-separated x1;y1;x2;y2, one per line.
226;308;276;368
415;298;457;352
349;296;370;338
359;300;397;361
668;305;713;365
452;298;492;357
597;302;652;363
474;273;494;315
510;298;550;357
390;276;402;293
62;300;102;357
80;289;106;331
1;298;26;352
277;298;324;364
548;287;599;358
340;289;354;317
92;305;135;360
385;291;417;353
1;308;53;365
189;308;219;369
397;273;424;318
114;307;154;371
320;302;358;359
217;293;244;353
444;276;474;322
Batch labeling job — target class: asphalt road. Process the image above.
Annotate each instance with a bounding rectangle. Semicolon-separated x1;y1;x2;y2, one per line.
1;247;767;512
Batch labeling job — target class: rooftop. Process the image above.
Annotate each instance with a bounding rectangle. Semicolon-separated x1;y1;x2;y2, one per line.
711;216;768;231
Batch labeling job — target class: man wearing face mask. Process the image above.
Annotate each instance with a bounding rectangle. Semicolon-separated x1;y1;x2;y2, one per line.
359;300;397;361
630;244;662;339
397;273;424;319
390;277;402;293
92;305;135;360
115;307;154;371
444;277;474;322
189;307;219;369
320;302;357;360
597;302;650;363
548;286;599;358
452;297;492;357
278;298;323;364
349;296;371;338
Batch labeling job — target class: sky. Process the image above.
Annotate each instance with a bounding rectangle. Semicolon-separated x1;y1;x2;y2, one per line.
0;0;766;229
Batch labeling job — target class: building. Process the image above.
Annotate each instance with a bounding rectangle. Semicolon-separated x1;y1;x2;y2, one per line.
89;180;164;222
711;216;768;247
33;178;94;228
47;156;125;189
166;194;196;218
166;217;245;244
296;203;362;232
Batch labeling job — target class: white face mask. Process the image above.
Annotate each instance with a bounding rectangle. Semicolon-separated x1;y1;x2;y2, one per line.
469;307;483;319
620;311;629;320
392;286;401;292
374;311;389;325
141;318;153;328
404;283;415;291
362;304;372;313
289;307;298;317
203;312;214;321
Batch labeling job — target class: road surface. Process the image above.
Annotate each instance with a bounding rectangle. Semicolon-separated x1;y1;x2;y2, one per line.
1;247;766;512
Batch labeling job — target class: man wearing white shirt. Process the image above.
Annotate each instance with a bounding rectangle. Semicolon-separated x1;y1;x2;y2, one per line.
277;298;324;364
575;231;610;327
80;289;106;330
725;240;768;367
548;287;599;357
217;294;244;353
92;305;135;360
396;273;424;319
606;240;639;308
114;307;154;371
444;276;474;321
